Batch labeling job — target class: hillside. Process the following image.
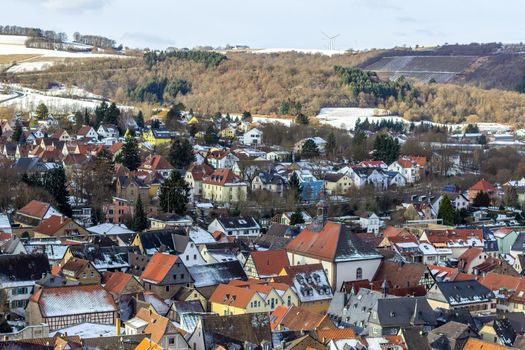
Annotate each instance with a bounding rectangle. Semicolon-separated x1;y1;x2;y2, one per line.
4;43;525;126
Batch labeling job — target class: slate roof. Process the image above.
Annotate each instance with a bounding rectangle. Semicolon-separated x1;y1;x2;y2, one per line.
68;244;130;271
286;221;382;262
493;318;516;347
136;229;189;255
216;216;260;229
372;297;436;328
187;260;247;288
0;253;50;282
433;280;494;306
511;232;525;252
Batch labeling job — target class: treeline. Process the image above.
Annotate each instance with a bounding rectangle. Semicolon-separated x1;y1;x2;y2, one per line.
0;25;67;42
354;117;405;133
73;32;117;49
128;77;191;104
144;50;227;69
335;66;417;104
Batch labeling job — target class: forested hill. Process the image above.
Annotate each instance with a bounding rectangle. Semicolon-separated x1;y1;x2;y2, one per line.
7;42;525;126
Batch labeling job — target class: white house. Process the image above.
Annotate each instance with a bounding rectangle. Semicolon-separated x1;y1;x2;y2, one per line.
359;213;383;235
97;124;120;139
77;126;98;141
242;128;263;145
208;217;261;238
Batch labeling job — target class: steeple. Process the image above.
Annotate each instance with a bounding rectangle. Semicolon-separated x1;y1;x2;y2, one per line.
313;185;328;230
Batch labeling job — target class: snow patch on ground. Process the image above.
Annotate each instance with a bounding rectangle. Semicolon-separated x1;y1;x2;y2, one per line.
253;48;346;56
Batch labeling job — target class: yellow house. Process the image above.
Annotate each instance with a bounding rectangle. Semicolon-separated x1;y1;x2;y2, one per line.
219;126;236;139
202;168;248;203
187;116;199;125
209;280;299;316
142;129;172;146
323;173;353;195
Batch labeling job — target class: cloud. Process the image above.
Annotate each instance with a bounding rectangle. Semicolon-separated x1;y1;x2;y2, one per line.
121;32;176;49
396;15;420;23
359;0;402;11
20;0;111;13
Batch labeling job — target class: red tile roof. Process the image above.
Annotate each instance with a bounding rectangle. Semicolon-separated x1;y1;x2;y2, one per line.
469;179;496;192
203;168;239;186
187;164;214;181
286;221;379;262
271;305;333;332
103;271;137;296
34;215;71;237
209;283;257;309
249;250;289;278
140;155;174;171
140;252;179;284
18;200;51;219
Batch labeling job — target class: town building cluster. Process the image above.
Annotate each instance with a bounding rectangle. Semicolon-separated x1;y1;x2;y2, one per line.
0;110;525;350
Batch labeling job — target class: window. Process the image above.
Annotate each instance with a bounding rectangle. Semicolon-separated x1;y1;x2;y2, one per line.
181;274;185;279
165;286;170;292
186;255;189;261
193;254;197;260
356;267;363;280
169;338;175;345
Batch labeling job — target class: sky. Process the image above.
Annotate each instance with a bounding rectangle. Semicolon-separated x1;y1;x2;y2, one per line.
1;0;524;50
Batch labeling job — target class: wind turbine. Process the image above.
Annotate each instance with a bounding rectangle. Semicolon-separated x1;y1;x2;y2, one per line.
321;31;340;51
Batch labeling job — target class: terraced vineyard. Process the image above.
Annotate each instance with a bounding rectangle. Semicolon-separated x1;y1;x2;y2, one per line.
365;55;478;83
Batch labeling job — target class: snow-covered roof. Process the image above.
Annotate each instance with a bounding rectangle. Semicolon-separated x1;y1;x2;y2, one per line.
36;285;116;317
50;322;118;338
188;227;216;244
0;214;12;233
87;223;134;235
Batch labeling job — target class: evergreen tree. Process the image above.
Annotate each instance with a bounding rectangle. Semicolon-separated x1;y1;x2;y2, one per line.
437;194;455;226
204;125;219;145
106;102;120;125
120;136;141;171
301;139;320;159
169;138;195;168
12;120;23;143
165;104;182;130
35;102;48;119
242;111;252;120
326;132;336;159
84;108;91;126
295;113;309;125
159;171;189;215
133;196;149;231
42;166;72;217
189;124;198;137
136;111;145;129
289;172;302;202
473;191;491;207
372;134;400;164
95;100;109;127
289;208;305;225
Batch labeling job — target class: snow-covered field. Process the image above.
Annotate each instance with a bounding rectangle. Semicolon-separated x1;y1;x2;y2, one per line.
315;107;511;132
316;107;403;129
252;48;346;56
0;35;122;59
0;83;133;113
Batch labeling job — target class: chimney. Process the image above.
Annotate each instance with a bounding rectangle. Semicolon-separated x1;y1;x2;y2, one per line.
115;317;121;335
60;216;64;224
